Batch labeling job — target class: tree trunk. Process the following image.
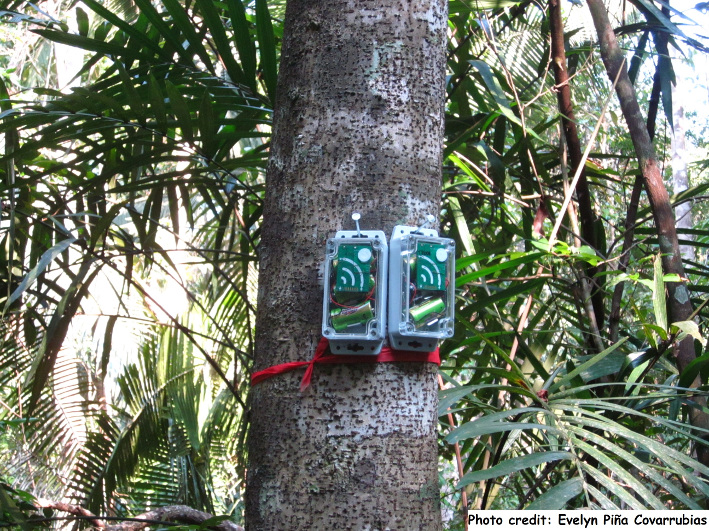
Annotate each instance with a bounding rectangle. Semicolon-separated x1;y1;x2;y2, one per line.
586;0;691;353
586;0;709;470
246;1;447;529
548;0;604;332
608;67;662;342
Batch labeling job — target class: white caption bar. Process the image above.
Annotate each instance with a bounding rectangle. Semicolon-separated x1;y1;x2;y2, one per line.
468;511;708;531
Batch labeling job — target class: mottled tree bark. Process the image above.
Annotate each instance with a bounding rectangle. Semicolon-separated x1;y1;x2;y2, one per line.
246;1;447;528
586;0;709;469
548;0;604;332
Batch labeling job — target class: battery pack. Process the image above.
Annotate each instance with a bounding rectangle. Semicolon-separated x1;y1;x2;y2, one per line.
330;302;374;332
410;297;445;324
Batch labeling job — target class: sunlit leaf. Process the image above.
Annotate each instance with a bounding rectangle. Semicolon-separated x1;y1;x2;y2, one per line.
457;451;574;488
526;477;584;510
8;237;76;307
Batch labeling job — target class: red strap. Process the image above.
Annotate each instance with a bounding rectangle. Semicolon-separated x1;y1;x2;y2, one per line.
250;337;440;391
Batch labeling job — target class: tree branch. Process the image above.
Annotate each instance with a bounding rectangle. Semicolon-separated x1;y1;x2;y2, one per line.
35;498;104;529
608;10;666;343
105;505;243;531
34;500;244;531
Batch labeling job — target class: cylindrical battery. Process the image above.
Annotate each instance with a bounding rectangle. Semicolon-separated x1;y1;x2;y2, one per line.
330;301;374;332
409;297;445;323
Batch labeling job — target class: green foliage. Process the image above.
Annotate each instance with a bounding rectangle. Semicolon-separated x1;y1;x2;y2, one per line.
0;0;274;523
438;1;709;519
0;480;41;530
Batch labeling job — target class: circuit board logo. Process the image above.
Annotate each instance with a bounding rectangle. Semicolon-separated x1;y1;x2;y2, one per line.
335;244;372;293
418;255;442;287
338;257;366;290
416;242;447;291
